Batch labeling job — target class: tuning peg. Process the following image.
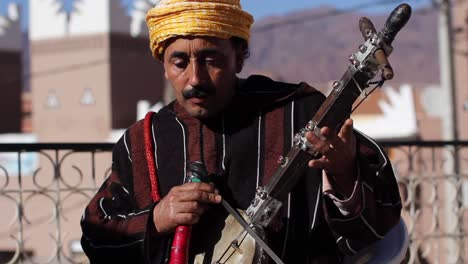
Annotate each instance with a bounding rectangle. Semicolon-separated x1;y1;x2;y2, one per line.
359;17;377;40
374;49;394;80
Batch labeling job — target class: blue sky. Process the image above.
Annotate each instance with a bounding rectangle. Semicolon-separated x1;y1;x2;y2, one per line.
241;0;431;18
0;0;432;27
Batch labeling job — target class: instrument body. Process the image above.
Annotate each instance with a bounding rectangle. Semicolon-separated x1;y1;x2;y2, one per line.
193;210;258;264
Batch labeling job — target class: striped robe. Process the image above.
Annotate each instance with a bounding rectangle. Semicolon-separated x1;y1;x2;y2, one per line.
80;75;402;263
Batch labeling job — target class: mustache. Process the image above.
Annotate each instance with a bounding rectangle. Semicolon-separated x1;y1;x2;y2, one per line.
182;87;212;99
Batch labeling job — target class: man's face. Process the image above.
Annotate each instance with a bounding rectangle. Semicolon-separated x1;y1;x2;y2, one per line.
163;36;243;119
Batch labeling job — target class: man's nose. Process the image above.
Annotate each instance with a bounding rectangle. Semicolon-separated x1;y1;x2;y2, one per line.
188;61;206;87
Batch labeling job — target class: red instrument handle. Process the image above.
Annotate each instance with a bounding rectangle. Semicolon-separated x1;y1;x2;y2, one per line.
170;225;191;264
169;162;206;264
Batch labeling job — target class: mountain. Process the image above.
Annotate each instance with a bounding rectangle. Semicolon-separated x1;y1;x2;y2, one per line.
242;6;439;89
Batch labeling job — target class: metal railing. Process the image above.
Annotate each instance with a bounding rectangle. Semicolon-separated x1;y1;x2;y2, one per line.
0;144;113;264
0;141;467;264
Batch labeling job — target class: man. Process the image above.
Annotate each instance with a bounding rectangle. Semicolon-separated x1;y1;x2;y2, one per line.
80;0;402;263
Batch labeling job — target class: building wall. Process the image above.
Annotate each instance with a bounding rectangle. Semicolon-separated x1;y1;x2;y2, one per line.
29;0;133;41
0;3;22;133
453;7;468;262
21;91;33;133
453;3;467;140
0;51;22;133
31;35;112;142
30;33;166;141
109;33;165;129
29;0;165;139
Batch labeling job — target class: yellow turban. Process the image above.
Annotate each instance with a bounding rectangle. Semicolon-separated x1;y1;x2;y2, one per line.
146;0;254;59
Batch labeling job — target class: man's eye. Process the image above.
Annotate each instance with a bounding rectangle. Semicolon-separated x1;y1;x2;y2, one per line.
204;57;222;67
173;59;188;69
205;59;216;65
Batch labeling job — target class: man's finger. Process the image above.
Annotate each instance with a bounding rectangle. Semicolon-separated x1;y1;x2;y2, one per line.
180;190;222;203
178;201;207;215
308;159;321;169
176;182;217;193
175;212;201;225
339;118;354;141
308;157;330;170
306;131;328;150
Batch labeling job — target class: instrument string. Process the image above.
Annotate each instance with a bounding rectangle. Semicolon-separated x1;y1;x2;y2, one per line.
350;80;385;116
199;121;205;166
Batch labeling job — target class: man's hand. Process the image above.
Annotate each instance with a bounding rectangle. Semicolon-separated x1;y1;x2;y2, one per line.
153;182;222;233
305;118;357;197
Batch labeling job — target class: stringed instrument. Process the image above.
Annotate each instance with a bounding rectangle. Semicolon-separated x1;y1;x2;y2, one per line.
183;3;413;264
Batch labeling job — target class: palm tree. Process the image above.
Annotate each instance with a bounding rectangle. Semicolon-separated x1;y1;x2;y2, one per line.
54;0;81;34
130;0;158;36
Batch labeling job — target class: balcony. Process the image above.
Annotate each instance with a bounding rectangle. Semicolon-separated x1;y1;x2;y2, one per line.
0;141;467;263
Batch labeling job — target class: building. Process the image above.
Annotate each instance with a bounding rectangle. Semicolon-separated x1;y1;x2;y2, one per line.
30;0;165;142
0;3;22;133
5;0;166;261
453;1;468;140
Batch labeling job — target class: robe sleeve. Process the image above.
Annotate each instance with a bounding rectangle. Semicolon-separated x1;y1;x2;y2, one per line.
322;130;402;255
80;126;170;263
